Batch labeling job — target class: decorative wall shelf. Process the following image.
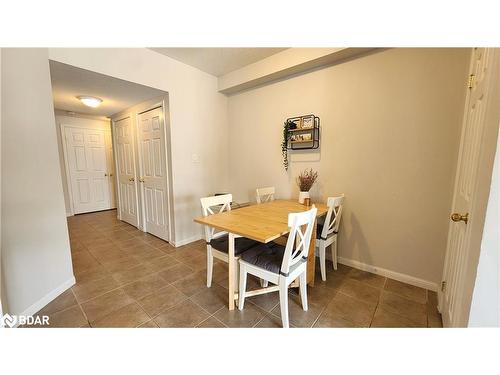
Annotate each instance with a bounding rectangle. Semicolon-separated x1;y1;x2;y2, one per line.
286;115;320;150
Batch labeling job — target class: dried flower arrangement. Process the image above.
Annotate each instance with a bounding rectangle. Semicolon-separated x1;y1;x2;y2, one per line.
296;168;318;192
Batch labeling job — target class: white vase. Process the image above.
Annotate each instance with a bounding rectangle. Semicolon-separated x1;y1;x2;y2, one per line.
298;191;310;204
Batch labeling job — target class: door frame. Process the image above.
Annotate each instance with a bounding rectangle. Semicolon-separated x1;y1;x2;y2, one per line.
60;124;114;216
439;48;500;327
110;95;174;243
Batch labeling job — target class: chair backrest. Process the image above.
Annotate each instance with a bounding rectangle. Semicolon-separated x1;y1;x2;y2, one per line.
320;194;345;239
256;186;275;204
200;194;232;241
280;206;317;276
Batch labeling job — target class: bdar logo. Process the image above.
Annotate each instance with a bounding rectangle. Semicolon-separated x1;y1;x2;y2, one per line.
1;314;18;328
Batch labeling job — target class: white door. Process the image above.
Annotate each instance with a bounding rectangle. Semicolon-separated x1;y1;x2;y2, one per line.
104;130;117;208
440;48;499;327
64;127;110;214
114;116;139;227
137;107;170;240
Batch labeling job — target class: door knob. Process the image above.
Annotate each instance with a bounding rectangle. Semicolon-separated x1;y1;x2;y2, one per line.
129;177;135;182
139;177;145;183
451;212;468;224
110;173;113;177
104;173;108;177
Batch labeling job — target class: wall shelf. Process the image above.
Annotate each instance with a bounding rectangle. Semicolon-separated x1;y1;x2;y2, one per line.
286;115;320;150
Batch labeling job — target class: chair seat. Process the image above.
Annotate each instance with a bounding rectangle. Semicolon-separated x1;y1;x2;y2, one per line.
209;235;258;256
240;243;286;274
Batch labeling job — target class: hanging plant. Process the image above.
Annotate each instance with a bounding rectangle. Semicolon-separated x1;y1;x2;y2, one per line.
281;121;293;171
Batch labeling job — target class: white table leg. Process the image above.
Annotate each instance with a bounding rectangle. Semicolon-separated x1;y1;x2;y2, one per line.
228;232;236;310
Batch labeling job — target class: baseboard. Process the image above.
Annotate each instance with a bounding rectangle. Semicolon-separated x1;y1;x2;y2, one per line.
336;256;438;292
172;234;203;248
177;236;437;291
66;211;73;217
14;276;76;327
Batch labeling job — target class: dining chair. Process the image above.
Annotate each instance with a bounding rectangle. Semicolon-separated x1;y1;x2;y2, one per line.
315;194;345;281
255;186;275;204
200;194;258;287
238;206;317;328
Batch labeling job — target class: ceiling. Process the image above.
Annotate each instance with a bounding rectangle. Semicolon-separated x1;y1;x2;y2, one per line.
149;48;287;76
49;61;166;117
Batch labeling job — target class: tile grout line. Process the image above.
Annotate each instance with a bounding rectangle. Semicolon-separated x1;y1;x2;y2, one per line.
146;284;192;322
72;288;91;327
368;277;387;327
73;259;197;306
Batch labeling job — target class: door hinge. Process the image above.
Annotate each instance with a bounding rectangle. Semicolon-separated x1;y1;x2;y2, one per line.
441;281;447;292
468;74;475;89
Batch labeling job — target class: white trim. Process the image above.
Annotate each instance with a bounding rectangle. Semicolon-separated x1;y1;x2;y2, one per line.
66;211;74;217
60;124;75;216
173;233;203;248
336;256;438;292
313;246;438;291
12;276;76;327
177;233;438;291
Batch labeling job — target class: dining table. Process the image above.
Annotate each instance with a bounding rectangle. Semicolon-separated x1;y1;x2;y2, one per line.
193;199;329;310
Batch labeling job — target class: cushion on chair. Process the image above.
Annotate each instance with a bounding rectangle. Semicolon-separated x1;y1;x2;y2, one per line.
209;234;258;256
316;223;324;238
240;242;286;274
317;223;337;240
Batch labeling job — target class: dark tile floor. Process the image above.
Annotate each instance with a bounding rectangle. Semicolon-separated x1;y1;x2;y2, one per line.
29;209;443;328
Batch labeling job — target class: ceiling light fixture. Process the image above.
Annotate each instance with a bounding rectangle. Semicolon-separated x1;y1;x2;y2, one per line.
77;96;103;108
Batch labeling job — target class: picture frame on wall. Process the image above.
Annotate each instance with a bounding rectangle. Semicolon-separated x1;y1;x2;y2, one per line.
301;114;314;129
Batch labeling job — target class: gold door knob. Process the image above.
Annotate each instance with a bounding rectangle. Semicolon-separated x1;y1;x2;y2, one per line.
451;212;468;224
110;173;113;177
139;177;145;183
129;177;135;182
104;173;108;177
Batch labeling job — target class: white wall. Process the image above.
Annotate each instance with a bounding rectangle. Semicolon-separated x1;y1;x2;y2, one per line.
54;111;112;215
227;48;470;287
48;48;229;245
1;49;74;316
0;47;4;316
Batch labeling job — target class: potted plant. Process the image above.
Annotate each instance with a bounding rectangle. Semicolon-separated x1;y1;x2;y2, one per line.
281;120;296;171
296;168;318;203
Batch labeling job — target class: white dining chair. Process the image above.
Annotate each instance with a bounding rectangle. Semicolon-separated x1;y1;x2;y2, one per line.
255;186;277;288
200;194;258;288
238;206;317;328
256;186;275;204
315;194;345;281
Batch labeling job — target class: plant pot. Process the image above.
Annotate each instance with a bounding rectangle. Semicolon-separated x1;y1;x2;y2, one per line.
298;191;310;204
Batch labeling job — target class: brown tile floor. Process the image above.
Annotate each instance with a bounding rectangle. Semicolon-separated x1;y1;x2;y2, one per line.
29;209;443;328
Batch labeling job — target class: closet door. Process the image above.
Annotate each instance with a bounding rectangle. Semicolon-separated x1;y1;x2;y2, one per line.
104;130;117;208
137;107;170;241
114;116;139;227
65;127;110;214
440;48;499;326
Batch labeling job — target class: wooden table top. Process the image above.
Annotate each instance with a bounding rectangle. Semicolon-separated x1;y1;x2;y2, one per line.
194;199;328;243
